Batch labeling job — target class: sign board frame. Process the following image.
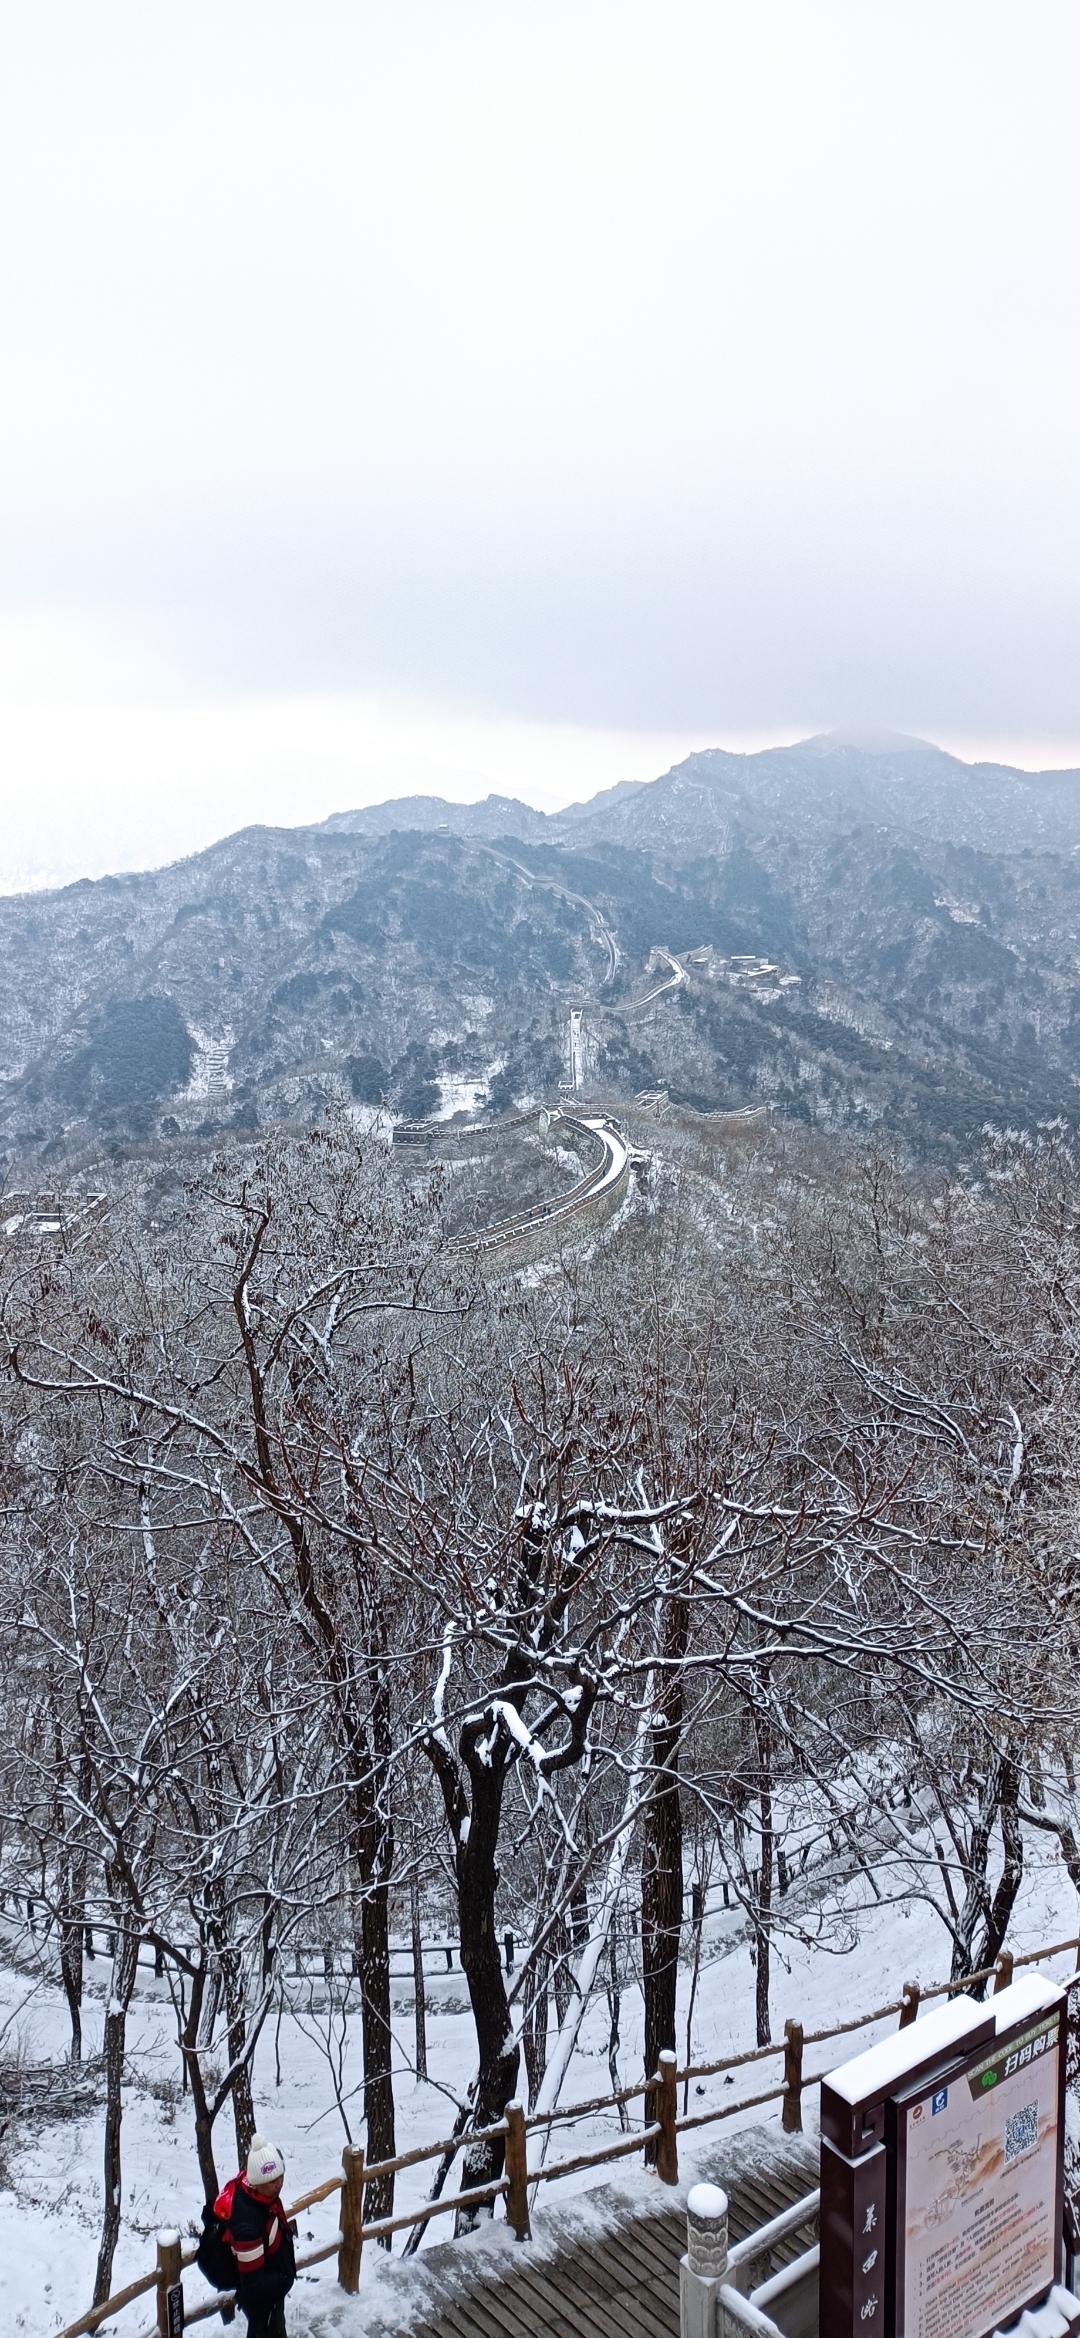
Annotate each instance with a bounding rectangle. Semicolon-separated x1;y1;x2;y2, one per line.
890;1998;1066;2338
820;1976;1072;2338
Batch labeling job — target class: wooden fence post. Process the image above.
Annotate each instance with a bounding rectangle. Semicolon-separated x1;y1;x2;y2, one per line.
994;1951;1014;1994
504;2100;530;2240
155;2230;181;2338
656;2049;679;2185
782;2018;804;2134
338;2145;365;2293
898;1981;920;2029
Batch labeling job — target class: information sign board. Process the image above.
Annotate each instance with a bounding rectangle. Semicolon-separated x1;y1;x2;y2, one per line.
820;1975;1076;2338
896;2003;1064;2338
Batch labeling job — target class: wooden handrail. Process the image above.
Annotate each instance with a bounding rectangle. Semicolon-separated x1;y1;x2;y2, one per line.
57;1923;1080;2338
358;2176;509;2245
525;2074;650;2127
284;2113;515;2216
920;1932;1080;2000
531;2122;661;2186
57;2266;163;2338
286;2171;346;2214
676;2081;788;2134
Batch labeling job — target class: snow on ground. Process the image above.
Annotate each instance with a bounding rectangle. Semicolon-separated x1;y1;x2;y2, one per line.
4;1835;1078;2338
181;1030;235;1105
434;1078;490;1120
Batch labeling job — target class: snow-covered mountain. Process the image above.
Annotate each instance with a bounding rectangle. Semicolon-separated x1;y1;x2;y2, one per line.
5;732;1080;1171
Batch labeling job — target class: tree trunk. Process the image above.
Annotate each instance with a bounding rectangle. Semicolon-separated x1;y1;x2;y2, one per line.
753;1710;774;2048
54;1735;86;2065
410;1876;428;2084
349;1726;396;2230
261;1893;277;1985
641;1592;688;2134
970;1756;1024;1995
219;1939;256;2167
358;1870;394;2218
552;1916;572;2028
180;1957;220;2203
92;1917;140;2305
641;1787;683;2078
199;1965;222;2050
455;1761;518;2231
232;1274;397;2219
951;1758;1003;1983
58;1880;84;2066
606;1930;626;2123
522;1952;549;2112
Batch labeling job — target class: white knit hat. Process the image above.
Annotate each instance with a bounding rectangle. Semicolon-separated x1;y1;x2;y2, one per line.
246;2136;286;2187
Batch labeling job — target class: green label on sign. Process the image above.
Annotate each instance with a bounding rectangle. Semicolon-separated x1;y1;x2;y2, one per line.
964;2014;1058;2101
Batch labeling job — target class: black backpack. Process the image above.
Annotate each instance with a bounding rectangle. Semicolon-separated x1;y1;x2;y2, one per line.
196;2199;238;2294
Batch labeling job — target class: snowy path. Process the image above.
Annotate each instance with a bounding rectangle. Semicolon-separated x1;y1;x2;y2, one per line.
328;2123;817;2338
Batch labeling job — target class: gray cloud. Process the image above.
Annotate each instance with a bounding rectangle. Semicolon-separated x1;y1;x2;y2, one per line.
0;2;1078;734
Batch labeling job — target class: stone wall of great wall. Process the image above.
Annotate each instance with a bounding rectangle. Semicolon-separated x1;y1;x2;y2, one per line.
393;1110;631;1266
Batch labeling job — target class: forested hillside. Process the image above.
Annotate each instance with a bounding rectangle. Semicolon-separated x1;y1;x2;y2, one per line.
3;1107;1080;2306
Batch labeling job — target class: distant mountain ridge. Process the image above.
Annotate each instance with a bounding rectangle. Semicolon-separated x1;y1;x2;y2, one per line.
5;732;1080;1172
321;732;1080;857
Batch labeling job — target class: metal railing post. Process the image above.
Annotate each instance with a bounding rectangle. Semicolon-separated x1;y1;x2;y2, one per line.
681;2183;728;2338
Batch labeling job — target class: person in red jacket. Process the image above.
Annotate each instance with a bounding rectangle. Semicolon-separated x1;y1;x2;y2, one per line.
213;2137;296;2338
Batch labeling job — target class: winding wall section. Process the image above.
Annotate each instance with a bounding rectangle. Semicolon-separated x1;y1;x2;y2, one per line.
454;1114;630;1265
396;1111;632;1266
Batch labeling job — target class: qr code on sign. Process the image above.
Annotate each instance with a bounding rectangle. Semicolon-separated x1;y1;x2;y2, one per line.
1005;2103;1038;2164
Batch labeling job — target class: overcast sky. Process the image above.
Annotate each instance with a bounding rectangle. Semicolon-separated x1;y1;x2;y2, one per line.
2;2;1080;890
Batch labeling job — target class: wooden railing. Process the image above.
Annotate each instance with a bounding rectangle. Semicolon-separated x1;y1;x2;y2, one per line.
57;1929;1080;2338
